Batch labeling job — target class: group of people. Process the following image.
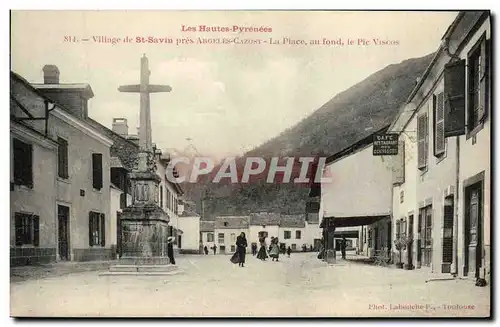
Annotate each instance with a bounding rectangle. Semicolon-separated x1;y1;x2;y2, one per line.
230;233;295;267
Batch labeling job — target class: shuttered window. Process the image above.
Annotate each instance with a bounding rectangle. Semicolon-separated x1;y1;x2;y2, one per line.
57;137;69;179
434;93;446;156
444;59;466;137
92;153;103;190
417;113;429;170
89;211;105;247
14;213;39;246
468;34;490;131
13;138;33;188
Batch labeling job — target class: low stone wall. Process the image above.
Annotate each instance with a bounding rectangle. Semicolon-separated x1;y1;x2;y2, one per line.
10;247;57;266
73;248;114;262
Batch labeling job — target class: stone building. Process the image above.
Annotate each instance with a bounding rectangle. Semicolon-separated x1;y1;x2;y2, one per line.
389;11;491;280
11;69;114;265
279;214;306;251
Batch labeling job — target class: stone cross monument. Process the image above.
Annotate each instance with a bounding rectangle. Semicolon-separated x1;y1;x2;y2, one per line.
109;54;174;272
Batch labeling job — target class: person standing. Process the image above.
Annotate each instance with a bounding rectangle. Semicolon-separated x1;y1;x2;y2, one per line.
287;246;292;258
236;232;248;267
269;238;280;262
204;245;209;255
257;236;268;261
213;244;217;255
341;236;347;259
167;237;176;265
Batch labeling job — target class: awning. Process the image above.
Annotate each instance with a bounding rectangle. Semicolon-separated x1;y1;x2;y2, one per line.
320;215;389;228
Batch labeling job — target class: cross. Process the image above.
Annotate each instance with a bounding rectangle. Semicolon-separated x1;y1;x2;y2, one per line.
118;54;171;171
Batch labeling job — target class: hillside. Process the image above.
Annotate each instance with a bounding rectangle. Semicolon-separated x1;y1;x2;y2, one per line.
182;53;435;220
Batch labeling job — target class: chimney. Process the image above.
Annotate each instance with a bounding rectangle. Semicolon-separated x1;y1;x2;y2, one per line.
112;118;129;137
43;65;60;84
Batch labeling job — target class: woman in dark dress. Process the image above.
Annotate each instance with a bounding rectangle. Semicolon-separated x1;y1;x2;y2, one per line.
256;237;268;260
236;232;248;267
167;237;176;265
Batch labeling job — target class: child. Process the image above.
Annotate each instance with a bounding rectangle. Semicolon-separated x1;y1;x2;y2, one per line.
287;246;292;258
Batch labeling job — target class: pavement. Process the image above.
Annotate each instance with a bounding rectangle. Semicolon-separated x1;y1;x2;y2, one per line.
10;252;491;317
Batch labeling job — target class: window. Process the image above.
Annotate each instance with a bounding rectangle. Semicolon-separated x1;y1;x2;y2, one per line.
92;153;103;190
433;93;446;156
57;137;69;179
231;245;235;252
230;233;236;243
284;231;291;239
295;231;301;239
13;138;33;188
417;112;429;170
291;244;296;250
468;35;489;131
88;211;105;246
207;233;214;242
14;213;39;246
218;233;224;244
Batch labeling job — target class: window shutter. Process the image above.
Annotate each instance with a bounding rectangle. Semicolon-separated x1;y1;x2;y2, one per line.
392;140;405;185
434;93;445;156
100;213;106;247
417;114;427;169
444;59;466;137
478;37;490;122
92;153;103;190
15;213;23;246
33;215;40;247
89;212;94;246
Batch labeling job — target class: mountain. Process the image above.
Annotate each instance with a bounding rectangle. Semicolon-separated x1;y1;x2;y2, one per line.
182;53;435;220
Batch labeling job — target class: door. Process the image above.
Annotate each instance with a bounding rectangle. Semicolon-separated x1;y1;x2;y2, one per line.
57;205;70;261
408;215;414;268
442;199;454;273
117;212;122;258
178;235;182;249
465;185;482;277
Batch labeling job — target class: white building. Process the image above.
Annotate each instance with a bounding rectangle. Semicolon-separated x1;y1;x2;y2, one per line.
176;201;201;254
279;214;306;251
248;212;280;248
319;127;394;258
389;11;491;279
214;216;250;254
200;221;215;252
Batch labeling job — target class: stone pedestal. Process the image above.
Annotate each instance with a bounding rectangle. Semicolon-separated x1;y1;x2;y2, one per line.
106;170;176;275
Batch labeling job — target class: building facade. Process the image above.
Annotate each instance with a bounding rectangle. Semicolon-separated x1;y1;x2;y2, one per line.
200;221;215;252
11;69;115;265
214;216;250;254
389;11;491;279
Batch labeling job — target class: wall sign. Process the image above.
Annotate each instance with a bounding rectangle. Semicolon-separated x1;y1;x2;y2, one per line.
373;133;399;155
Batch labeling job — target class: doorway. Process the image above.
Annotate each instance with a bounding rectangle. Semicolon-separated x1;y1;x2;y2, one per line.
464;182;483;278
407;215;414;269
178;235;182;249
442;197;454;273
57;205;70;261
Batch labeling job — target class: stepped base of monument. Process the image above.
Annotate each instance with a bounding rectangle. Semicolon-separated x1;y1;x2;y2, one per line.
100;264;179;276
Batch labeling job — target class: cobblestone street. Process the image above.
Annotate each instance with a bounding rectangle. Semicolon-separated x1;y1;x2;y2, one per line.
10;253;490;317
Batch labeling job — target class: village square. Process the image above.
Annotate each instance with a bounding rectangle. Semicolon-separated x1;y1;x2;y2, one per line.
9;11;491;317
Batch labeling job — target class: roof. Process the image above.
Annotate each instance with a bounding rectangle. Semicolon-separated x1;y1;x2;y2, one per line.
32;83;94;98
249;212;281;226
280;214;306;228
307;213;320;224
215;216;250;229
180;209;200;217
110;156;126;169
200;221;215;232
325;125;390;165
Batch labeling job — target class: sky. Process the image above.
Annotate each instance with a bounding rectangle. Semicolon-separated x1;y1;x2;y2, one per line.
11;10;458;159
